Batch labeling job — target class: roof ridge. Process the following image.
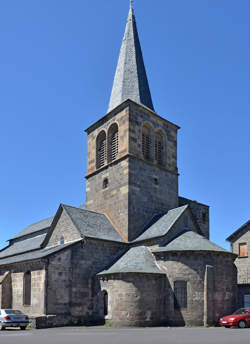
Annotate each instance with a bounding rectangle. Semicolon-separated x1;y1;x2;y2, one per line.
62;203;105;216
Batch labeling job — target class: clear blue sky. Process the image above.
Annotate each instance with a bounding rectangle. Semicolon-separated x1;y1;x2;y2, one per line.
0;0;249;250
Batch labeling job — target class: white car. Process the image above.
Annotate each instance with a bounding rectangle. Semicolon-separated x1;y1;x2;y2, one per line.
0;309;29;330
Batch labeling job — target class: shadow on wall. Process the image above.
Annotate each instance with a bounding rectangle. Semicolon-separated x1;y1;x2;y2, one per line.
95;273;185;327
1;272;12;308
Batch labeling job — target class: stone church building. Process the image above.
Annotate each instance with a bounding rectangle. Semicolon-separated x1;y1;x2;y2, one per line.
0;3;237;327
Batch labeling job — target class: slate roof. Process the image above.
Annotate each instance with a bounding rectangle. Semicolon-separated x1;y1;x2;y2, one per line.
108;4;154;112
226;220;250;242
0;240;81;266
12;217;54;239
63;205;125;243
0;234;46;259
153;230;229;253
98;246;164;275
133;205;188;242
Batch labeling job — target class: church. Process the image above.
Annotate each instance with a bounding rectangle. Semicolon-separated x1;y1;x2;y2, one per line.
0;3;237;328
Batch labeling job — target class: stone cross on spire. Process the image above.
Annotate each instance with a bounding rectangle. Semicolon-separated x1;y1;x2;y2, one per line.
108;1;154;112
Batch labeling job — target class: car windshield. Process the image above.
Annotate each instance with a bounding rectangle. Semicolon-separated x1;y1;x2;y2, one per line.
233;309;249;315
5;310;23;315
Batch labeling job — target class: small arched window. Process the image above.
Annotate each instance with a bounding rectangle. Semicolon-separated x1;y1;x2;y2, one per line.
60;236;65;245
142;125;152;161
108;123;119;163
103;290;108;316
96;131;107;169
103;178;109;189
23;271;31;306
155;131;164;166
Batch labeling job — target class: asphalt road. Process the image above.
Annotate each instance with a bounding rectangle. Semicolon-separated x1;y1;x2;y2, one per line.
0;326;249;344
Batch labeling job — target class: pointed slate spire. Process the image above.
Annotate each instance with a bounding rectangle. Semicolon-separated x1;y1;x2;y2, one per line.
108;2;154;112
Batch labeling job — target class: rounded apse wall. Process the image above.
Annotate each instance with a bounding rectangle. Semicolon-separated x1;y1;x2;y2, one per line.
99;273;165;326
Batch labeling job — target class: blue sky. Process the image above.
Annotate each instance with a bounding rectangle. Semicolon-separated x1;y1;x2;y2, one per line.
0;0;249;250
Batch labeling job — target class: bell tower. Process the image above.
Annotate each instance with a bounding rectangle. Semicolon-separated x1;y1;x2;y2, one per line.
85;3;179;242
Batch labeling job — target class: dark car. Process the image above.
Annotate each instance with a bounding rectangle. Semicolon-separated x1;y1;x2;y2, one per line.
0;309;29;330
219;308;250;328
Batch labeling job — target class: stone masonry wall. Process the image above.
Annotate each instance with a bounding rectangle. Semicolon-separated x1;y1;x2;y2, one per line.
85;101;179;242
47;249;72;315
86;104;129;176
46;239;126;320
154;251;237;326
70;239;126;320
231;225;250;284
128;158;178;241
129;103;178;175
46;209;81;248
99;273;165;326
0;272;12;308
85;159;129;241
0;260;46;315
179;197;210;239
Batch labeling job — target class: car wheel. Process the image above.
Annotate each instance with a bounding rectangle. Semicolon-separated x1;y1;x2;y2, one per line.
0;325;6;331
238;320;246;329
20;326;26;330
225;326;231;328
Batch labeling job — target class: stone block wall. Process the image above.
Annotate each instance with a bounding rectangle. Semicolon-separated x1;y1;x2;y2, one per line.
128;158;178;241
0;260;46;315
86;104;130;177
85;159;129;241
46;208;81;248
0;272;11;308
99;273;165;326
230;225;250;284
85;101;179;242
154;251;237;326
70;239;126;320
47;249;72;315
179;197;210;239
129;103;178;174
46;239;126;320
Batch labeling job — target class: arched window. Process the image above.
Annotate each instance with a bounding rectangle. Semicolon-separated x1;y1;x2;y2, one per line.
155;131;164;166
103;178;109;189
142;125;152;161
96;131;107;169
23;271;31;306
103;290;108;316
108;123;119;163
60;236;65;245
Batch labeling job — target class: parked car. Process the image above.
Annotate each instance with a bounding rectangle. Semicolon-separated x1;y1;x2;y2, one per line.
0;309;29;330
219;308;250;328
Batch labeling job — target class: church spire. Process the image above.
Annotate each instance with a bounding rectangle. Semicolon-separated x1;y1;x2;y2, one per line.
108;2;154;112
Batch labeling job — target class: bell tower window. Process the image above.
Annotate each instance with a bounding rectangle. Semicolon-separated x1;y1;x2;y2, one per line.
142;125;152;161
108;123;119;163
96;131;107;169
155;131;164;166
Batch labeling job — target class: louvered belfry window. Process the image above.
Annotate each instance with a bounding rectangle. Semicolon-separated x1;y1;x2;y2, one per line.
108;123;119;163
155;132;164;166
142;125;151;161
174;281;187;309
96;131;107;169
